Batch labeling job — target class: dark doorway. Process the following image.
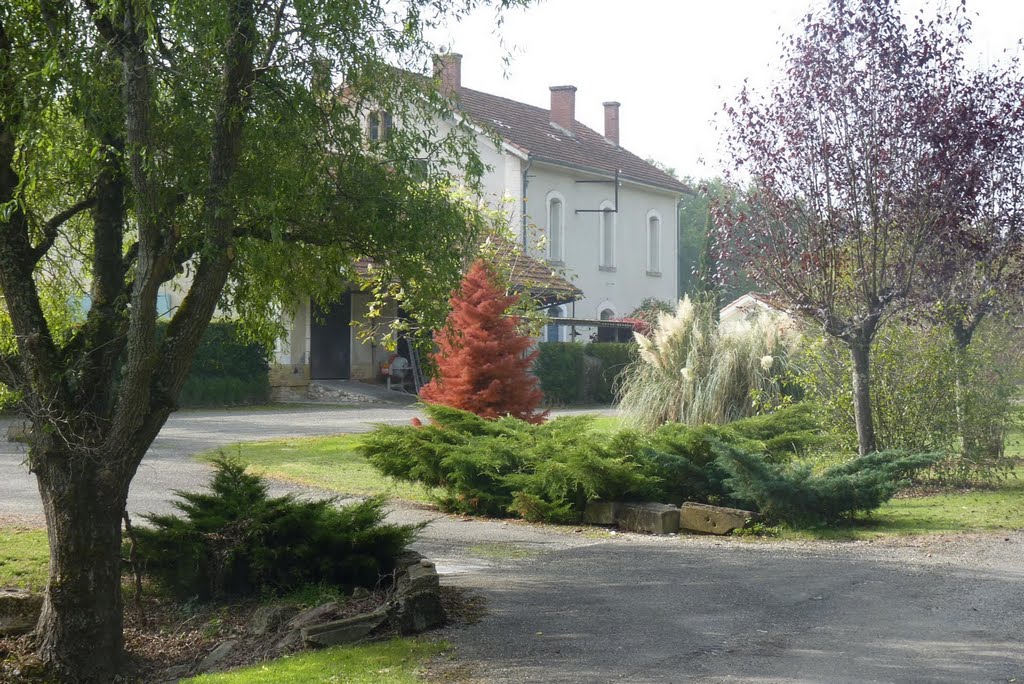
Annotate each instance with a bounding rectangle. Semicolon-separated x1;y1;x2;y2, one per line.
310;293;352;380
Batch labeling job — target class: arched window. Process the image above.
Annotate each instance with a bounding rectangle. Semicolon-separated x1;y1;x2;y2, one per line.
599;201;616;269
547;193;565;262
546;306;563;342
597;307;616;342
647;211;662;275
368;111;393;141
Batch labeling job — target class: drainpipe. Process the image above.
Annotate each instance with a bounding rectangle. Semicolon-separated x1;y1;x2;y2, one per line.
521;158;532;251
676;195;684;299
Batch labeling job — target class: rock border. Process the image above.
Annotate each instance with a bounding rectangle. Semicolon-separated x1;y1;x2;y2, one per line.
585;500;758;535
182;552;445;680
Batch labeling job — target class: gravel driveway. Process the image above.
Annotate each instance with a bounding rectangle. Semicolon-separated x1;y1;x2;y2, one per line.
1;405;1021;683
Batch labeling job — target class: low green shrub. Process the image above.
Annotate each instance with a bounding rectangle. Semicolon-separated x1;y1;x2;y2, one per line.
134;458;419;600
637;403;825;506
534;342;585;405
359;404;654;521
716;446;943;524
361;402;932;527
723;402;829;461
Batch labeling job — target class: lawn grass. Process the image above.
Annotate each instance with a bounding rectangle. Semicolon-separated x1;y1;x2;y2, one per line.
200;414;623;503
182;638;446;684
586;415;624;434
775;463;1024;541
200;434;440;504
0;528;49;589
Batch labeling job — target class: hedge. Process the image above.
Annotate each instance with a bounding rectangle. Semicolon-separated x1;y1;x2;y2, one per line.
359;402;939;525
535;343;585;405
583;343;635;404
162;321;271;407
534;342;636;406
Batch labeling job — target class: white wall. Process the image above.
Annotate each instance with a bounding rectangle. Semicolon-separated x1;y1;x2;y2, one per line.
522;161;678;324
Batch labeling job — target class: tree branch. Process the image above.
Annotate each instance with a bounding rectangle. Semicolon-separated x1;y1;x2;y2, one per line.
30;195;97;263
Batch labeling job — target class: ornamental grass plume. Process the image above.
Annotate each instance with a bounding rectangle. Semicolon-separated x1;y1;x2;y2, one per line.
617;295;797;430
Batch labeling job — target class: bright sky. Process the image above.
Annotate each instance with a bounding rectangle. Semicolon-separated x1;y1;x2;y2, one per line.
432;0;1024;181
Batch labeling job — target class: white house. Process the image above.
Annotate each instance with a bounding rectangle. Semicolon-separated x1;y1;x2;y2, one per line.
718;292;796;335
269;53;688;393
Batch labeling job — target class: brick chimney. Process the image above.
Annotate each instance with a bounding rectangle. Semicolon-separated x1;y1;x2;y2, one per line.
433;53;462;97
603;101;620;146
550;85;577;135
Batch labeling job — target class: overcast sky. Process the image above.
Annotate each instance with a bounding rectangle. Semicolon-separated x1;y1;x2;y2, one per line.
430;0;1024;181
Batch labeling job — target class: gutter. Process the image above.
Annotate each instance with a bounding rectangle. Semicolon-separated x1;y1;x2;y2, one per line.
521;158;532;251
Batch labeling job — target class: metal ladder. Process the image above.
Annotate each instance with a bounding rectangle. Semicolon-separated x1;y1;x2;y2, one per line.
408;347;426;393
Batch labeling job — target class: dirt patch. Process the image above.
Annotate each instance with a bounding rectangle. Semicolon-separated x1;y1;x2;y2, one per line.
0;588;393;683
0;583;485;682
0;515;44;530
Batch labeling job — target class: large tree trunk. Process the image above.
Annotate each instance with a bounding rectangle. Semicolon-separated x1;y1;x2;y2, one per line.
849;340;877;456
34;451;129;683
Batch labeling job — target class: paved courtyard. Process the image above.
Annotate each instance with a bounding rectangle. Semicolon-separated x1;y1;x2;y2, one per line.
1;404;1021;683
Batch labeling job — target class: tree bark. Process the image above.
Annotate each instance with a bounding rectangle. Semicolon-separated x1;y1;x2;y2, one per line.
33;451;128;683
849;340;877;456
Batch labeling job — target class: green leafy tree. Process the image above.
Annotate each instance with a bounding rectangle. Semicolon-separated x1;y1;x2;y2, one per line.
677;177;755;303
694;210;721;314
0;0;524;678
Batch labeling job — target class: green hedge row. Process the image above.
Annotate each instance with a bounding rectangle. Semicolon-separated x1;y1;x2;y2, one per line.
535;342;635;405
359;403;941;526
161;321;271;407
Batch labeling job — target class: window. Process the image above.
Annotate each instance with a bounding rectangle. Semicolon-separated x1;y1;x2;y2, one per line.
547;193;565;262
647;211;662;275
368;111;394;141
546;306;563;342
411;158;430;182
156;293;173;318
597;307;616;343
599;202;616;269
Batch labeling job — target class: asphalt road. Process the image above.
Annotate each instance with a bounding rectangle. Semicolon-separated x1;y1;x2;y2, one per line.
436;532;1024;683
0;404;421;520
1;404;1021;683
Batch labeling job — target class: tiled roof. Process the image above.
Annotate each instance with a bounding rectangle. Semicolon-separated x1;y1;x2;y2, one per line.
489;238;583;307
352;242;582;308
454;86;689;195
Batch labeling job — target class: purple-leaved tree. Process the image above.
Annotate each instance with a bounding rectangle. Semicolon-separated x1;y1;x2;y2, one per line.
716;0;1020;455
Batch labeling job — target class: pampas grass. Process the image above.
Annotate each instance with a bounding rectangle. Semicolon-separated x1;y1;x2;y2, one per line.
617;296;798;430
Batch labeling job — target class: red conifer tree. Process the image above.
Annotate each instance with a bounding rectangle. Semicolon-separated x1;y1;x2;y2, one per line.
419;260;547;423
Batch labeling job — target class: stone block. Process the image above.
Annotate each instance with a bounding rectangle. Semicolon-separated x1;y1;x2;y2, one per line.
301;609;389;647
196;639;237;673
583;501;622;526
249;604;299;636
680;502;756;535
285;601;340;630
398;561;439;595
617;503;680;535
392;589;445;635
274;629;303;653
0;588;43;636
